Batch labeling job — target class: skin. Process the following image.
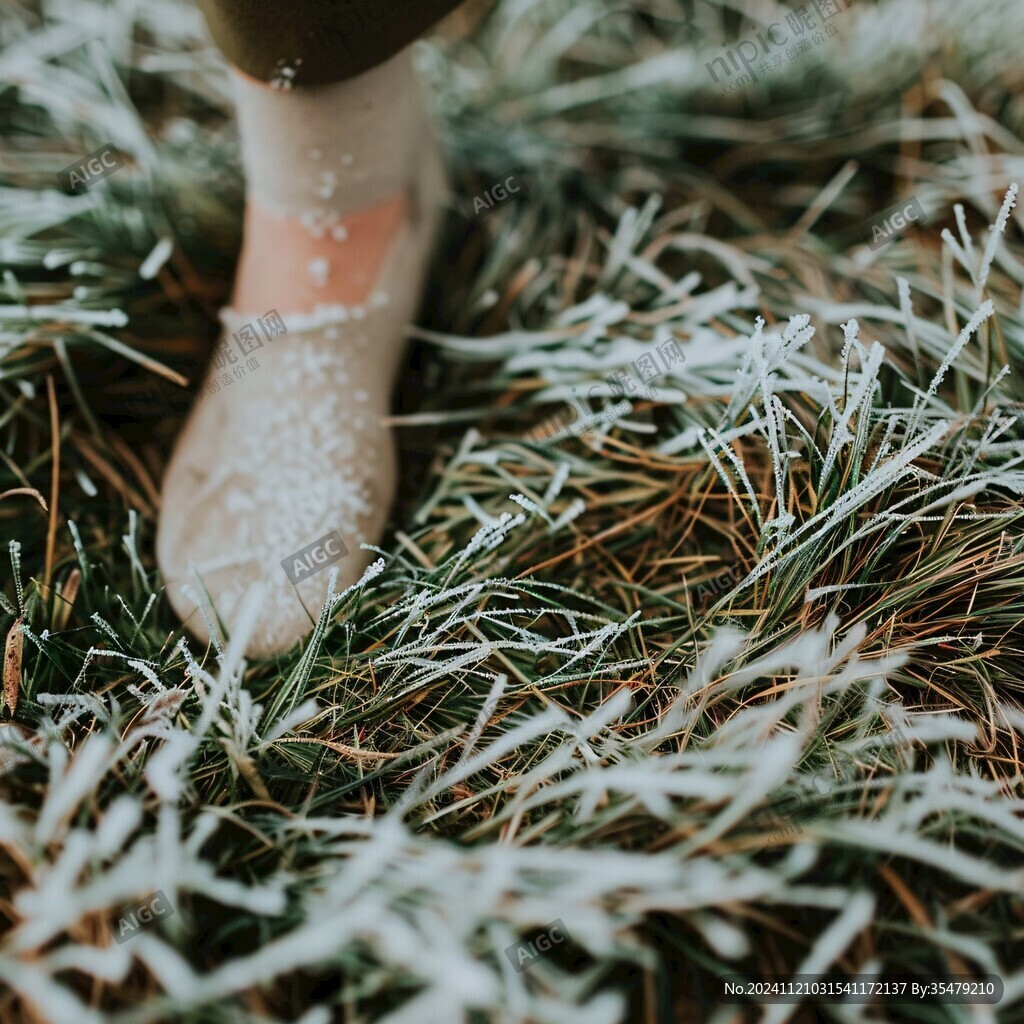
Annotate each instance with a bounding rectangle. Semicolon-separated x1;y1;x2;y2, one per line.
233;195;409;312
228;68;411;314
158;57;448;655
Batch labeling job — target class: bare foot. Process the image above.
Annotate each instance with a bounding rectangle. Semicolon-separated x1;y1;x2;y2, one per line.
157;49;448;656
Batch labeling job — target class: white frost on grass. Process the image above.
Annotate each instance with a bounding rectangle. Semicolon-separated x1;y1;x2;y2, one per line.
3;599;1022;1024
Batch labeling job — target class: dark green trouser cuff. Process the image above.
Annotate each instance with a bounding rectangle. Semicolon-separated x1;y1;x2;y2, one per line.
197;0;464;85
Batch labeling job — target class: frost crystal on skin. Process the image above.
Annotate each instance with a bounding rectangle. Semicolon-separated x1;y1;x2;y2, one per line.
307;257;329;287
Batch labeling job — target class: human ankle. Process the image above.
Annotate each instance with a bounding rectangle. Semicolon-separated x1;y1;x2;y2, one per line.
231;48;426;223
232;195;409;312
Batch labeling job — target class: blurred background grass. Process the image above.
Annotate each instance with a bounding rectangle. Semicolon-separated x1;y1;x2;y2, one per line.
1;0;1023;1021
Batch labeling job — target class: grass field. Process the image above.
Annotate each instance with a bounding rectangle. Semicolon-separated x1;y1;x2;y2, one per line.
1;0;1023;1020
